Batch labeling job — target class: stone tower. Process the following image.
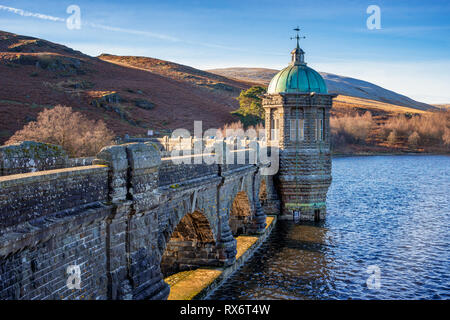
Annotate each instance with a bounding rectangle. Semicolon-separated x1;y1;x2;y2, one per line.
262;31;336;221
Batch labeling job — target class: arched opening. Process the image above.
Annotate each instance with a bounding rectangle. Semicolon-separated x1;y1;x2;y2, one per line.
160;210;217;278
229;191;252;236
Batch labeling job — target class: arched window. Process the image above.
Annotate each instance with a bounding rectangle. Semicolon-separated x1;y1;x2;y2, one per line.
271;117;279;141
315;109;325;141
290;119;304;141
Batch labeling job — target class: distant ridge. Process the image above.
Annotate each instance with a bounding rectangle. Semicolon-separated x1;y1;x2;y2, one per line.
207;67;436;111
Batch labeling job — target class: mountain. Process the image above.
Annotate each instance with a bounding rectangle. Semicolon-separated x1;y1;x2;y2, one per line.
0;30;439;150
207;67;436;111
97;54;253;102
207;67;277;85
0;31;250;144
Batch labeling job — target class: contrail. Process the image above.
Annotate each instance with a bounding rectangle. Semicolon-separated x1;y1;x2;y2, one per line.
0;5;65;22
86;22;180;42
0;4;252;53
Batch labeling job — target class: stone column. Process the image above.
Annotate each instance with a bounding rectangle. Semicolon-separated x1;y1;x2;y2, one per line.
262;175;281;215
125;143;169;300
95;143;170;300
248;172;267;234
216;182;237;267
93;145;131;300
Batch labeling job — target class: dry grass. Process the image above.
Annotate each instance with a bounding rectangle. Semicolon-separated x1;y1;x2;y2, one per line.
333;95;428;114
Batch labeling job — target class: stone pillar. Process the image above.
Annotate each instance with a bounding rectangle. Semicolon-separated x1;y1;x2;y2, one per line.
125;143;169;300
94;143;169;300
93;145;131;300
216;183;237;267
262;175;281;215
248;173;267;234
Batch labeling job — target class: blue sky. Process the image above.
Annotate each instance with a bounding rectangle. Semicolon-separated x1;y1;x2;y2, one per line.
1;0;449;103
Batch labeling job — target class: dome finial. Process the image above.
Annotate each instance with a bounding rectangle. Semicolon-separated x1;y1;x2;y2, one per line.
290;26;306;65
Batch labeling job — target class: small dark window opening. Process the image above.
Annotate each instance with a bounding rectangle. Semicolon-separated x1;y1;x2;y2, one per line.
314;209;320;222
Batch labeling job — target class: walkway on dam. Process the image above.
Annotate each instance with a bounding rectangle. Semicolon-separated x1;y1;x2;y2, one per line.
165;216;276;300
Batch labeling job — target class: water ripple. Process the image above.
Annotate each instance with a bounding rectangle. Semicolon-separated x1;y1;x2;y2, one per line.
208;155;450;300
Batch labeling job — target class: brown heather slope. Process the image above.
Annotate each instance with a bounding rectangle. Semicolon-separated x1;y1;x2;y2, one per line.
97;54;254;102
0;31;250;144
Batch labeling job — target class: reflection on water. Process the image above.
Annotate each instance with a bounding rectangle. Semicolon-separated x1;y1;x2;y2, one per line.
208;155;450;300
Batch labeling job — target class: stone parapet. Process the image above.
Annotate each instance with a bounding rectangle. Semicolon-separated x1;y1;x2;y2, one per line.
0;140;275;300
0;141;68;176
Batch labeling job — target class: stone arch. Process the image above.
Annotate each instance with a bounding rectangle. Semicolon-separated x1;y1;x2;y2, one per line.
229;190;253;236
160;210;219;277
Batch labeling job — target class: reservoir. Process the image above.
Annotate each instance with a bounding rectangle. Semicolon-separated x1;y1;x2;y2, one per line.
208;155;450;300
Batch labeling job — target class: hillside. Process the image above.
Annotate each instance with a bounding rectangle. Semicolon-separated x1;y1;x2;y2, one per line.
0;31;249;144
1;31;445;155
208;67;436;111
433;104;450;110
97;54;253;103
207;67;277;85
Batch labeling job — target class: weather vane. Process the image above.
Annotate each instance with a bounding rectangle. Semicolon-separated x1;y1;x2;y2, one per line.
291;26;305;48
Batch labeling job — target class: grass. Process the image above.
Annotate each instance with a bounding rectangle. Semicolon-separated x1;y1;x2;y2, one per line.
334;95;427;114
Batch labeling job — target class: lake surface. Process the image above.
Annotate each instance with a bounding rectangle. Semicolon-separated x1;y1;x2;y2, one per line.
208;155;450;300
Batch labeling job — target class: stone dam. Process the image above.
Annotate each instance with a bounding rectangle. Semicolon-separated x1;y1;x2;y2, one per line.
0;139;281;300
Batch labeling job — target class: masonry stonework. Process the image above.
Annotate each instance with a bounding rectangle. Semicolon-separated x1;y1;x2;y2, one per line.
0;141;270;300
262;37;336;221
263;93;334;221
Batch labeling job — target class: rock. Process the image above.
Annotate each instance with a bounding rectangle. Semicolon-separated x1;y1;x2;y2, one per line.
25;115;37;123
207;82;234;92
9;54;85;75
134;99;155;110
0;141;68;175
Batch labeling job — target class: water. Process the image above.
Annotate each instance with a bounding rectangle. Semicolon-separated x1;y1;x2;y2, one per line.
208;155;450;300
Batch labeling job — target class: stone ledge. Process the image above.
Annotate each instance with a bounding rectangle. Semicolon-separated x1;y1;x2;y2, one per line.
0;165;108;188
158;175;222;193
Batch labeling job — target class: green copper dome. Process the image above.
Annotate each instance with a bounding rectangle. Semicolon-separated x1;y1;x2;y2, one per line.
267;44;328;94
267;64;327;94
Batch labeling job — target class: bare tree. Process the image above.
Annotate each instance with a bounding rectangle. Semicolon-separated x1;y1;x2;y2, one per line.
6;105;115;157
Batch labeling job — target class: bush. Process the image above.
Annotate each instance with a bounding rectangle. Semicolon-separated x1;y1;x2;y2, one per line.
408;131;420;146
232;86;266;127
444;129;450;146
330;111;374;147
217;121;265;138
387;130;397;145
6;105;115;157
381;110;450;147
